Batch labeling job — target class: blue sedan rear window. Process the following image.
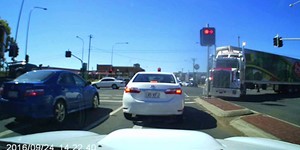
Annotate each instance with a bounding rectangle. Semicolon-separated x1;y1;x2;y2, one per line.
14;71;55;82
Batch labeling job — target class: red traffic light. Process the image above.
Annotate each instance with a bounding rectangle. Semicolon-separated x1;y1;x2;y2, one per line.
203;29;214;35
157;67;161;72
200;27;216;46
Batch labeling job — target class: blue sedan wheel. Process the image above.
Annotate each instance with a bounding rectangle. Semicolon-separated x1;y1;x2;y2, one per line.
93;95;100;108
54;101;66;123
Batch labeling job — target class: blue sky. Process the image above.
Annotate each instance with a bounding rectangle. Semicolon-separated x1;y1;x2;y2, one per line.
0;0;299;73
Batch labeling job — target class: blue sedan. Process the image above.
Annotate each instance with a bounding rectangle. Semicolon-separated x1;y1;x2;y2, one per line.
0;70;99;123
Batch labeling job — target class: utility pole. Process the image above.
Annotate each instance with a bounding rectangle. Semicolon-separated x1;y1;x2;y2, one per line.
88;34;93;71
238;36;240;48
192;58;196;86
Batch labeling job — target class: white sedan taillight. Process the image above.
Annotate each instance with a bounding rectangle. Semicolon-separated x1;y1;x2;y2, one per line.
125;87;141;93
164;88;182;95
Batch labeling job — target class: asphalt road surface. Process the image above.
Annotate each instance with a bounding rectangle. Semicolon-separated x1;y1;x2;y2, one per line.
0;87;242;139
0;86;298;141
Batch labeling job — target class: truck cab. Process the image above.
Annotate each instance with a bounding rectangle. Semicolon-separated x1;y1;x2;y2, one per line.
210;46;245;97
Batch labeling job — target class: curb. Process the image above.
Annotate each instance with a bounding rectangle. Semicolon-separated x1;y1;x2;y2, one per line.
230;116;279;140
195;97;252;117
195;97;300;144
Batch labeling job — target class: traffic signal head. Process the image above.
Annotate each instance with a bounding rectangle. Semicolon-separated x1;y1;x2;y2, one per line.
200;27;215;46
8;44;19;57
25;54;29;63
273;36;283;48
278;38;283;47
65;51;72;57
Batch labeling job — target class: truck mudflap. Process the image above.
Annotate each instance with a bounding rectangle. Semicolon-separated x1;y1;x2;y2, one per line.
210;87;241;98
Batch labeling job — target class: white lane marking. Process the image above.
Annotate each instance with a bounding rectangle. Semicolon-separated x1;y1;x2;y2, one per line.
109;106;123;116
0;130;14;137
184;92;190;97
85;106;123;130
132;125;143;129
185;101;196;104
0;122;32;138
101;100;122;103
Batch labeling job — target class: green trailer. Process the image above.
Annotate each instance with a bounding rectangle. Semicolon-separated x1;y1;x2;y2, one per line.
210;46;300;98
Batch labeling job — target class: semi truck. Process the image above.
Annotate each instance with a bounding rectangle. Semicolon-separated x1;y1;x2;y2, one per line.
209;46;300;98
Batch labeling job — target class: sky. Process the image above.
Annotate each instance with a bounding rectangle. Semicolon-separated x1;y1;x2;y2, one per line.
0;0;299;73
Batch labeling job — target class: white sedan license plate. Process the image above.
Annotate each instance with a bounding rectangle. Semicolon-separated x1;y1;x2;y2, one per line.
145;92;160;98
8;91;18;98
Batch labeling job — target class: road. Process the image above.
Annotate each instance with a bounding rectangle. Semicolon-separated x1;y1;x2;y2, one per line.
221;89;300;126
0;86;299;141
0;87;242;139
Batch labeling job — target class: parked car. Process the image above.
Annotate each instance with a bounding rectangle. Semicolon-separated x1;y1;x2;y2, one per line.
92;77;126;89
122;72;185;121
0;70;99;123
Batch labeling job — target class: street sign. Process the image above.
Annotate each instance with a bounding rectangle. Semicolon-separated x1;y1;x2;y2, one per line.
194;64;200;70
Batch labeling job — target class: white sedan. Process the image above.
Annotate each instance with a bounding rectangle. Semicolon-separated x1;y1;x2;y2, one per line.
92;77;125;89
122;72;185;121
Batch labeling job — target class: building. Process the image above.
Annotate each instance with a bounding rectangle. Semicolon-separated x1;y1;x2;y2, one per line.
94;63;145;79
40;63;145;80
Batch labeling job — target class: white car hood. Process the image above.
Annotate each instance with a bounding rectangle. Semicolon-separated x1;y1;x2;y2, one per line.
0;129;299;150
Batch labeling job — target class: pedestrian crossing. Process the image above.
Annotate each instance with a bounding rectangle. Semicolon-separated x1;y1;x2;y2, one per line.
99;94;197;104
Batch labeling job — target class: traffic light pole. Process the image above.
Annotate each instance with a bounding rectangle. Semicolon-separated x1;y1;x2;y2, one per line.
206;46;210;97
281;38;300;41
70;54;85;78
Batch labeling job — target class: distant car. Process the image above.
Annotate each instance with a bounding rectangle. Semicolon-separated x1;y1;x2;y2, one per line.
0;70;99;123
92;77;125;89
122;72;185;121
116;77;131;85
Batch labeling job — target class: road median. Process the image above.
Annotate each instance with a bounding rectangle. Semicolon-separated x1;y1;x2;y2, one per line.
195;97;252;117
195;97;300;145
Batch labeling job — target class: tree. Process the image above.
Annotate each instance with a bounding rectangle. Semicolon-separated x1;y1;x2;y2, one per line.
0;19;11;35
0;19;12;51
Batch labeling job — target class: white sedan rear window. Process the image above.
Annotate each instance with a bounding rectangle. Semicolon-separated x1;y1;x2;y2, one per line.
133;74;176;83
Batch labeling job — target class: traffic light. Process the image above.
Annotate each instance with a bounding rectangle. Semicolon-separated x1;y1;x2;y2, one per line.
200;27;216;46
8;44;19;57
157;67;161;72
25;54;29;63
278;38;283;47
65;51;71;57
273;36;283;48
